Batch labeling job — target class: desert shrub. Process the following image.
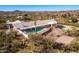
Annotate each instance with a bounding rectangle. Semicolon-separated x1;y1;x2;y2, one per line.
27;34;55;53
0;30;24;53
63;38;79;53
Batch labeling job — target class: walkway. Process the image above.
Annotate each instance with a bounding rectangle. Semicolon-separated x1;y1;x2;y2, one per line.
14;28;28;38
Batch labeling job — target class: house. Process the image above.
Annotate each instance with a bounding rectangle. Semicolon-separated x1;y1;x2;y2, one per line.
6;19;57;38
6;19;57;30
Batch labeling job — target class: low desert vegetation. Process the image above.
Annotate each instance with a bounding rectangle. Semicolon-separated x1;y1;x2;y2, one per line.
0;30;79;53
0;10;79;53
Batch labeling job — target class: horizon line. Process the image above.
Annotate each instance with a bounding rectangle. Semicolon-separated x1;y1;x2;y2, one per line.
0;9;79;12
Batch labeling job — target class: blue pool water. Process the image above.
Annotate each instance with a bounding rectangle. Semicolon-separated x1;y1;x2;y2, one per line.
22;27;43;33
21;25;50;33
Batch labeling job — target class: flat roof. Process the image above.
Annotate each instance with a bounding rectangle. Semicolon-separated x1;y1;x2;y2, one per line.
7;19;57;30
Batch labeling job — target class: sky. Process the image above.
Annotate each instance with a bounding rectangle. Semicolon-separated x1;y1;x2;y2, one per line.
0;5;79;11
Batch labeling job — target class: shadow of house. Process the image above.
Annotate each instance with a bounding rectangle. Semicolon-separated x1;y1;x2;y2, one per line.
56;24;65;29
42;28;52;35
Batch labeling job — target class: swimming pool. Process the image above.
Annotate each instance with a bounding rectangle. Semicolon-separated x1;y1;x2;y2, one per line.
21;25;51;33
21;27;44;33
